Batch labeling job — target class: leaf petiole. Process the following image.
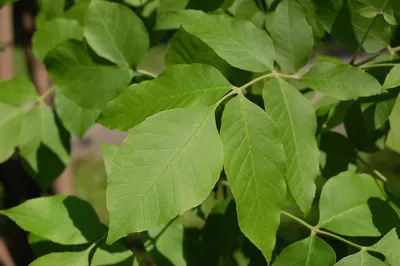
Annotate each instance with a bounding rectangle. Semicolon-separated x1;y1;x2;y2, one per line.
280;210;383;252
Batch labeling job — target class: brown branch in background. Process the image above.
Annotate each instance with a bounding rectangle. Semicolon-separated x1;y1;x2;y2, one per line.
0;6;14;80
19;0;75;195
0;5;33;266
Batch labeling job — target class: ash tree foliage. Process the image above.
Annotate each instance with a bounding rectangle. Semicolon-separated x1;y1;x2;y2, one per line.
2;0;400;265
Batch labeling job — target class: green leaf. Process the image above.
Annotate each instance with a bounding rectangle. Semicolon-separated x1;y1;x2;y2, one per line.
272;235;336;266
360;91;397;130
220;94;286;262
37;0;66;21
373;227;400;265
146;219;186;266
267;0;313;73
99;143;118;176
85;0;149;68
0;103;24;163
124;0;149;7
28;234;135;266
318;171;398;236
172;10;275;72
63;0;90;25
30;245;94;266
233;0;265;28
383;65;400;90
44;40;134;109
107;107;223;244
334;250;385;266
349;2;393;53
0;76;37;105
263;78;319;214
99;64;232;130
387;96;400;153
296;0;325;39
156;0;189;30
19;103;69;171
301;59;382;100
165;29;231;77
0;195;106;245
54;91;100;138
33;18;84;61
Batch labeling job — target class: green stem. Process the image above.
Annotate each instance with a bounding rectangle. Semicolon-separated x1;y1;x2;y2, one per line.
238;72;299;92
390;46;400;54
280;210;314;230
238;73;275;91
136;68;157;78
280;210;372;251
315;229;364;250
37;87;55;104
145;216;178;248
357;154;388;182
360;63;397;69
214;71;300;108
350;15;379;65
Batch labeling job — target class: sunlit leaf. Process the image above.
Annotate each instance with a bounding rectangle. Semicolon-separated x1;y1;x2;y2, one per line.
318;171;398;236
45;40;134;109
301;59;382;100
85;0;149;67
33;18;83;61
334;250;385;266
272;235;336;266
99;64;231;130
387;96;400;153
220;94;286;262
165;29;231;77
55;91;100;138
267;0;313;73
0;195;106;245
146;219;186;266
0;103;24;163
373;227;400;265
107;107;223;244
0;76;37;105
263;78;319;214
172;10;275;72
